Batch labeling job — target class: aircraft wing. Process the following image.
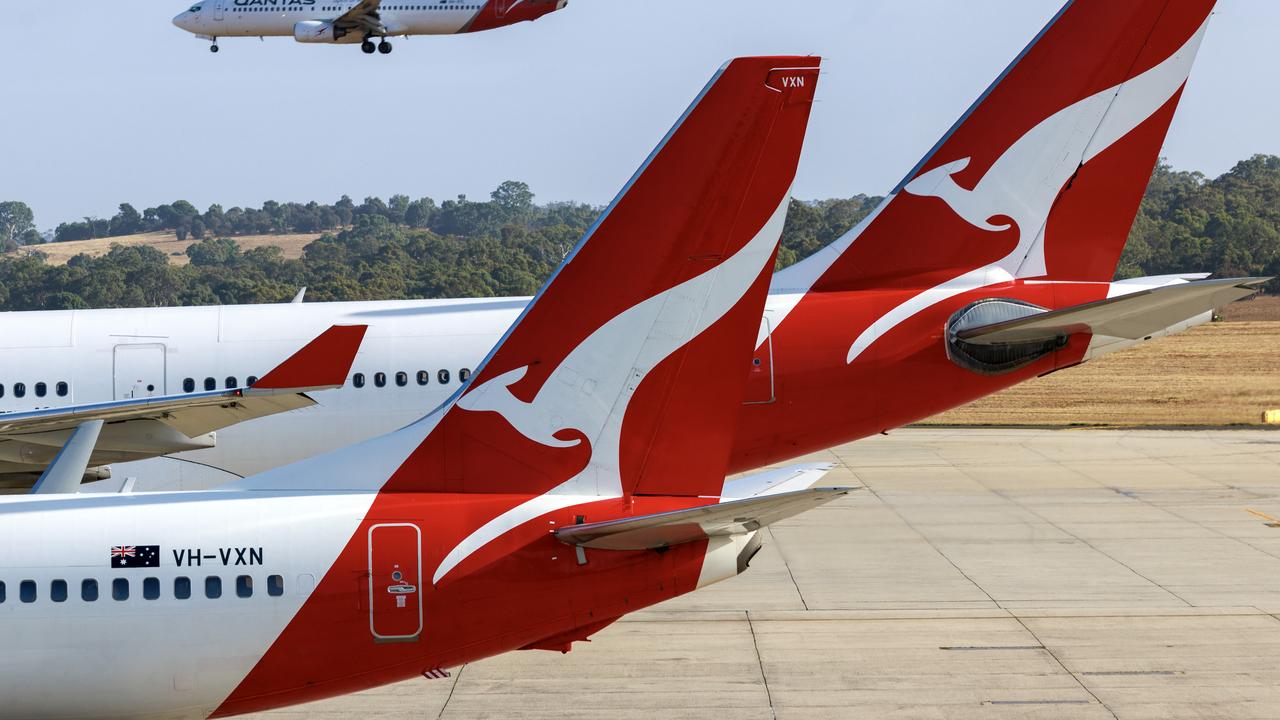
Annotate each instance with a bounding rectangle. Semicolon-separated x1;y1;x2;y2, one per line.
0;325;367;490
0;388;316;441
0;324;366;441
554;486;852;551
333;0;384;34
955;277;1269;346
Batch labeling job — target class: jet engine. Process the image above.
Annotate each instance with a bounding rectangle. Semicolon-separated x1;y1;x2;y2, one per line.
293;20;359;43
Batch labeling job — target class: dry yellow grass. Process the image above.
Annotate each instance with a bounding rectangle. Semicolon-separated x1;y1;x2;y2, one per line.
12;231;323;266
927;320;1280;426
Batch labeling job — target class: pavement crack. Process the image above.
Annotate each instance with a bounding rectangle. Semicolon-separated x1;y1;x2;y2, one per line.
1009;614;1120;720
768;526;810;611
435;664;465;720
745;611;778;720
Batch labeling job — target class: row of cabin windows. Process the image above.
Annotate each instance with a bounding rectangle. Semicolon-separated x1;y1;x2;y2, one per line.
183;376;260;393
352;368;471;388
0;575;285;604
0;381;69;400
180;369;471;394
316;4;482;11
237;4;483;11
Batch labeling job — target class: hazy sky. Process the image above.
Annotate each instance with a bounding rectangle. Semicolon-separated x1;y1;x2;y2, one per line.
2;0;1276;230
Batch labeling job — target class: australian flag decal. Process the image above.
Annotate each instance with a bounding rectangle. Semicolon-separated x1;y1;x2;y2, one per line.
110;545;160;568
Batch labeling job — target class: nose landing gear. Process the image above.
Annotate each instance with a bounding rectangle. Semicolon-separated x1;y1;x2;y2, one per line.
210;38;219;53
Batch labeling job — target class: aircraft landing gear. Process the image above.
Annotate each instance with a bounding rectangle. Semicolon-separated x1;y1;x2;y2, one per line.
361;39;376;54
210;39;219;53
378;40;393;54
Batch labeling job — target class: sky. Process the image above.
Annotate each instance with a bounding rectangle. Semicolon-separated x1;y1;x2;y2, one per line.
2;0;1277;231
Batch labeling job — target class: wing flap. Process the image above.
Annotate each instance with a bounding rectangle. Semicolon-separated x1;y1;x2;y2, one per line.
333;0;383;32
956;277;1269;345
554;487;852;551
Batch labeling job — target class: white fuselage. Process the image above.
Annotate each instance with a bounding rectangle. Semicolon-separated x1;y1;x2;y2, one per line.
0;489;371;720
0;276;1201;493
178;0;485;39
0;298;526;489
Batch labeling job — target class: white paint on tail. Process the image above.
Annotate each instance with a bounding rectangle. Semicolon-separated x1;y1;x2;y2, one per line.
842;20;1209;363
434;193;792;584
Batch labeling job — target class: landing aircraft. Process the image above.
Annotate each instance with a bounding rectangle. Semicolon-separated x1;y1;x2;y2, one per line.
0;55;833;719
171;0;567;54
2;0;1256;494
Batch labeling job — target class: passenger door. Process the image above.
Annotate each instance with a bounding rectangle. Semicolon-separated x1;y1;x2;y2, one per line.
113;344;167;400
367;523;423;642
214;0;224;21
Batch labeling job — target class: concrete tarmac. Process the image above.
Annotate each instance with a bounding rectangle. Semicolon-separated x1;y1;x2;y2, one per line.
246;428;1280;719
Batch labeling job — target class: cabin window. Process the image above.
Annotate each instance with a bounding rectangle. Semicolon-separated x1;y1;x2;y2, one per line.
81;579;98;602
112;578;129;601
205;576;222;599
374;372;387;388
225;376;237;389
183;378;195;393
0;581;5;603
143;577;160;601
204;377;216;391
438;369;450;384
20;580;35;603
174;576;191;600
56;381;68;397
267;575;285;597
417;370;429;386
50;579;67;603
34;382;46;397
13;383;25;399
247;375;258;387
0;383;5;398
395;371;408;387
459;368;472;383
236;575;254;598
353;373;365;388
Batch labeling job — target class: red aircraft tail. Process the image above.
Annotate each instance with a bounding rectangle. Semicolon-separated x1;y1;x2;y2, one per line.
386;57;821;501
776;0;1216;297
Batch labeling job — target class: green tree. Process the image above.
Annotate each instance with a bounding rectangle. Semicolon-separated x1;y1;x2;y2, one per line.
109;203;143;236
0;201;36;249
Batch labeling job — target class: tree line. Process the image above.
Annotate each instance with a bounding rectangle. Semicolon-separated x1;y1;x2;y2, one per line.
0;156;1276;312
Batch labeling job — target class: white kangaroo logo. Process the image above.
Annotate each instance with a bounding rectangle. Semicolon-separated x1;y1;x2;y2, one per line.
435;194;792;583
842;20;1209;364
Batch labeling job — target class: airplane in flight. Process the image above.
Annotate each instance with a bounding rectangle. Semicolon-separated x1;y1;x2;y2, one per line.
0;55;836;719
1;0;1253;495
171;0;568;54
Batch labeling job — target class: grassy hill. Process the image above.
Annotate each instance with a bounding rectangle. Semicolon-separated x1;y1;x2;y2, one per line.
14;231;322;266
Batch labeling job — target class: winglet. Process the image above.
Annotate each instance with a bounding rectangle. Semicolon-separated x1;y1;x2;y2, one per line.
250;325;368;392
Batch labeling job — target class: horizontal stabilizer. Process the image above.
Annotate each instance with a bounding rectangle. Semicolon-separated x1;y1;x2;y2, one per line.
720;462;835;499
554;487;852;551
955;278;1268;345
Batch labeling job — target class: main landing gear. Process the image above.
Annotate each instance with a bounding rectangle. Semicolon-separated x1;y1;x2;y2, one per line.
361;38;393;54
